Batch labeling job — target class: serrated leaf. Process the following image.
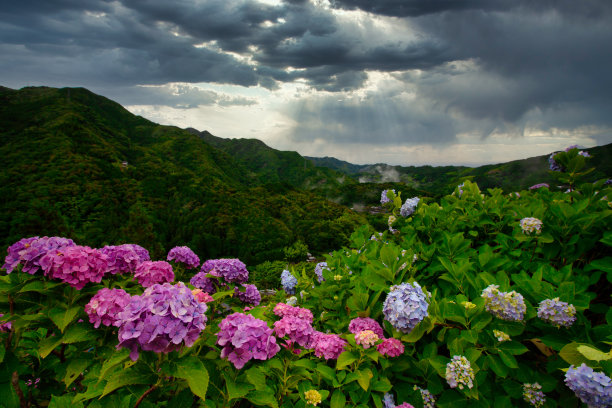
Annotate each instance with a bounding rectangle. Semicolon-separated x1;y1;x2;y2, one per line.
498;350;518;368
62;325;97;344
224;373;252;401
577;345;612;362
39;336;63;359
316;363;336;382
48;306;81;333
98;348;130;383
246;367;267;390
64;359;89;387
177;362;209;400
356;368;372;391
330;389;346;408
100;368;154;398
50;395;84;408
247;391;279;408
336;351;358;370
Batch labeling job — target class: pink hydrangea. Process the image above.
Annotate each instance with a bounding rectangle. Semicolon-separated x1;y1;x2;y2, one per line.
355;330;379;349
348;317;384;338
0;314;12;332
273;303;313;323
377;338;405;357
40;245;108;289
274;316;315;348
311;331;347;359
167;246;200;269
396;403;415;408
85;288;132;328
217;312;280;369
101;244;150;275
191;289;214;303
134;261;174;287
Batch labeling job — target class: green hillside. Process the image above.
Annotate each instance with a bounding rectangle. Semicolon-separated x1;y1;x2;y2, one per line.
0;86;365;265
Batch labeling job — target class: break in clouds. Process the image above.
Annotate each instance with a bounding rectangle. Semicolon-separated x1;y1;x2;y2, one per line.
1;0;611;164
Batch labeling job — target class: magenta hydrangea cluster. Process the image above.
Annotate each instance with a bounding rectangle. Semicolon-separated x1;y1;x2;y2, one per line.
4;236;76;275
116;282;207;361
217;312;280;369
234;284;261;306
190;271;219;294
311;331;347;359
167;246;200;269
134;261;174;287
191;289;214;303
273;303;314;323
377;338;404;357
101;244;150;275
0;314;12;332
481;284;526;321
445;355;474;390
39;245;108;289
537;298;576;328
85;288;132;328
565;364;612;408
201;258;248;283
382;282;429;333
274;315;314;348
349;317;384;338
523;382;546;408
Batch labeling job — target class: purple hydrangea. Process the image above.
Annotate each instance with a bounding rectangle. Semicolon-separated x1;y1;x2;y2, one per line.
382;282;429;333
523;382;546;408
134;261;174;288
234;284;261;306
578;150;591;157
383;393;396;408
529;183;549;190
0;314;12;332
414;386;436;408
40;245;108;289
549;152;563;171
348;317;384;338
116;282;207;361
457;182;465;197
273;303;314;323
2;237;39;273
481;284;526;322
190;271;219;294
201;259;248;284
537;298;576;328
217;312;280;369
15;236;76;275
565;144;579;151
167;246;200;269
281;269;298;294
274;315;315;348
377;338;404;357
314;262;328;283
445;355;474;390
400;197;420;217
381;189;395;205
311;331;347;360
85;288;132;328
565;364;612;408
101;244;150;275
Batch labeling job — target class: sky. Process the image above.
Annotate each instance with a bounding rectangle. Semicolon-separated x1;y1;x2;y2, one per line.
2;0;612;166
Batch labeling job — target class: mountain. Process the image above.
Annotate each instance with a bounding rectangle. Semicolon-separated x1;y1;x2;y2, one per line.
0;86;366;265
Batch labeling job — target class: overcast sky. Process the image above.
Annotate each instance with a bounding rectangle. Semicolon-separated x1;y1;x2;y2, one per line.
2;0;612;166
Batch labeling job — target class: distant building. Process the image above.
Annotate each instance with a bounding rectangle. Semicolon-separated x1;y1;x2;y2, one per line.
121;161;128;168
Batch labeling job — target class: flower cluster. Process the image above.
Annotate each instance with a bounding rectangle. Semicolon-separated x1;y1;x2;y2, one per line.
564;364;612;408
396;404;415;408
8;236;76;275
520;217;543;234
101;244;150;275
529;183;549;190
481;284;526;321
537;298;576;328
549;153;562;171
234;284;261;306
349;317;384;338
445;355;474;390
400;197;420;217
382;282;429;333
311;331;347;359
273;303;314;322
217;312;280;369
2;236;39;273
116;282;207;361
281;269;298;294
355;330;379;349
40;245;108;289
414;386;436;408
85;288;132;328
383;393;396;408
314;262;328;283
579;150;591;157
381;189;395;204
0;314;12;332
304;390;322;406
493;329;510;342
191;289;214;303
134;261;174;287
457;182;465;197
201;258;248;284
167;246;200;269
190;271;219;294
523;382;546;407
274;315;314;348
286;296;298;306
377;338;404;357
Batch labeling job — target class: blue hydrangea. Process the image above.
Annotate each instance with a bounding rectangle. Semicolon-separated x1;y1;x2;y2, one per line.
382;392;395;408
280;269;298;295
537;298;576;328
382;282;429;333
481;284;526;322
523;382;546;408
565;364;612;408
314;262;328;283
445;355;474;390
381;189;395;205
400;197;420;217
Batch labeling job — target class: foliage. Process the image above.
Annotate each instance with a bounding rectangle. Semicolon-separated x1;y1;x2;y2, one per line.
284;241;309;263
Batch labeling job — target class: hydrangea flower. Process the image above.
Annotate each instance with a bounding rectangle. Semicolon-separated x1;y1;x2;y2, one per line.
274;315;314;348
101;244;150;275
446;355;474;390
396;404;415;408
314;262;328;283
201;259;248;284
537;298;576;328
0;314;12;332
190;271;219;294
370;232;384;241
565;144;578;151
304;390;322;406
383;392;396;408
523;382;546;407
116;282;207;361
286;296;298;306
167;246;200;269
529;183;549;190
234;284;261;306
481;284;526;321
85;288;132;328
493;329;510;342
565;364;612;408
377;338;404;357
457;182;465;197
355;330;379;349
2;237;39;273
400;197;420;217
311;331;347;359
217;312;280;369
11;236;76;275
414;386;436;408
191;289;214;303
281;269;298;294
549;153;562;171
273;303;314;323
520;217;543;234
134;261;174;288
382;282;429;333
381;189;395;204
40;245;108;289
349;317;384;338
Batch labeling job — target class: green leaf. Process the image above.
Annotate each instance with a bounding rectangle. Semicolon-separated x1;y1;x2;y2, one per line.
577;345;612;362
18;281;46;293
486;355;508;378
212;290;234;301
336;351;359;370
470;313;492;331
436;389;467;408
247;391;279;408
246;367;267;390
49;395;84;408
498;350;518;368
371;378;392;393
316;363;336;382
62;325;96;344
401;317;433;343
560;342;592;366
356;368;372;391
98;348;130;383
330;389;346;408
293;359;316;370
100;368;154;398
64;359;89;387
224;373;252;401
39;336;63;359
176;357;209;401
493;396;513;408
48;306;81;333
497;341;529;355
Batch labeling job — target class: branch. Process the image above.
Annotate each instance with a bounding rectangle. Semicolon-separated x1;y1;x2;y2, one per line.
11;371;28;408
133;384;157;408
